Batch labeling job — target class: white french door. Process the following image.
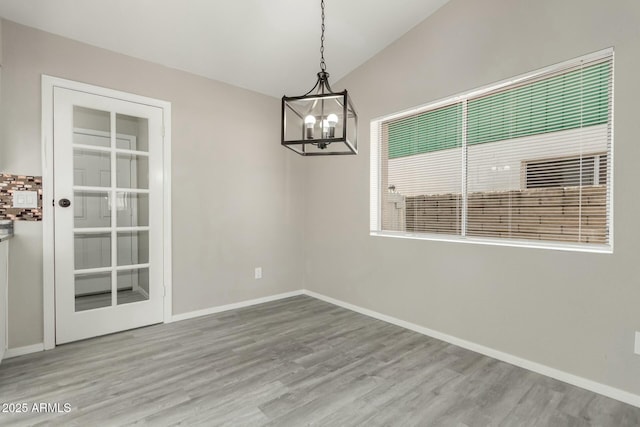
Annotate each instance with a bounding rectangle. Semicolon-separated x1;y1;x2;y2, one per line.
53;87;164;344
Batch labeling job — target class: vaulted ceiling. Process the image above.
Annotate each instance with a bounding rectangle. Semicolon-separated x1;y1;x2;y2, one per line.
0;0;449;97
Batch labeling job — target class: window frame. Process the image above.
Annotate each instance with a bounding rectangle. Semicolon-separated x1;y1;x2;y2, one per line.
370;48;614;254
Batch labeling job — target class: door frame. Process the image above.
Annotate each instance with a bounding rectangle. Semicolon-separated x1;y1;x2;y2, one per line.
41;75;173;350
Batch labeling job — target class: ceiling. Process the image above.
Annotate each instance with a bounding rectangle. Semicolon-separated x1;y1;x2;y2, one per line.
0;0;449;97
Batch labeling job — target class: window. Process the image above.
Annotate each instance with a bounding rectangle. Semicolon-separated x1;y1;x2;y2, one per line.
370;49;613;251
524;153;607;189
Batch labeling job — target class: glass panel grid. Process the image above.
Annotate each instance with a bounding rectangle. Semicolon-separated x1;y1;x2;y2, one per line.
75;272;112;312
73;108;153;311
74;191;111;228
117;268;150;306
74;232;111;270
116;153;149;189
117;231;149;266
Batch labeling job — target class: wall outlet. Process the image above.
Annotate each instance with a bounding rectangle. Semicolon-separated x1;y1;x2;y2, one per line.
635;332;640;355
254;267;262;280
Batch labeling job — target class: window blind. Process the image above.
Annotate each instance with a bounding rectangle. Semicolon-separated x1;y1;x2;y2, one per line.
388;104;462;158
371;49;613;251
381;102;464;235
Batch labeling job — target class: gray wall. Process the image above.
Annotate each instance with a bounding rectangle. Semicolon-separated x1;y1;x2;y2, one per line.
305;0;640;396
0;20;306;348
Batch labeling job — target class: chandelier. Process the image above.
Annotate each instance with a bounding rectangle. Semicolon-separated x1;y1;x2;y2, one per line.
281;0;358;156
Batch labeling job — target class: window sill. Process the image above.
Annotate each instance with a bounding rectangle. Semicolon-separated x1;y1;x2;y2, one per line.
369;231;613;254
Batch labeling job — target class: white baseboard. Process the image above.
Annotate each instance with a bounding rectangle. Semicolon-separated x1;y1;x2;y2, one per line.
171;290;305;322
4;343;45;359
303;289;640;409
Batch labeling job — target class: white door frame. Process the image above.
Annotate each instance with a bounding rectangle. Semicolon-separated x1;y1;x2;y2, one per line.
41;75;173;350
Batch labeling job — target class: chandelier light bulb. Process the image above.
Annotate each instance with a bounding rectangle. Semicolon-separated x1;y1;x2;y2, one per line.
326;113;338;138
321;119;330;138
304;115;316;139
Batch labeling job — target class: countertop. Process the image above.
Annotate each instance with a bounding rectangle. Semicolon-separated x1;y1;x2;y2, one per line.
0;220;13;242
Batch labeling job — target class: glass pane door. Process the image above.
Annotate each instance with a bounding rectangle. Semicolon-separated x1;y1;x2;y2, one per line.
54;85;165;345
72;108;151;311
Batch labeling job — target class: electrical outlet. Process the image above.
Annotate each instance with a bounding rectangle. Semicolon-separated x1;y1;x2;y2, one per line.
635;332;640;355
254;267;262;280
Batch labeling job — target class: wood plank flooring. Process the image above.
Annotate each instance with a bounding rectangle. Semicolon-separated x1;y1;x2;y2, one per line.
0;295;638;426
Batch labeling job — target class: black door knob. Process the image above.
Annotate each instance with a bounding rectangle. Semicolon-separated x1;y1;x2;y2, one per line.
59;198;71;208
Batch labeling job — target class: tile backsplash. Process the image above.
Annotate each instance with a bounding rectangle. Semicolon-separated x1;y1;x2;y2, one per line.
0;174;43;221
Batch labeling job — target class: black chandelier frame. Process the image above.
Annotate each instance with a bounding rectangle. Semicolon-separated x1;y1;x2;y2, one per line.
280;0;358;156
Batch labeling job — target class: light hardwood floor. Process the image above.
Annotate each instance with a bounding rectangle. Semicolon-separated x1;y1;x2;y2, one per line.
0;295;638;426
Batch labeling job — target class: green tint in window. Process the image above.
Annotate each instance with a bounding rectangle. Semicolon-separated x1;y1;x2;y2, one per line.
467;61;611;146
387;103;463;159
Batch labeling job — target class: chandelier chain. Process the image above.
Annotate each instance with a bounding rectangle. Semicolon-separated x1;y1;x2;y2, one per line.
320;0;326;71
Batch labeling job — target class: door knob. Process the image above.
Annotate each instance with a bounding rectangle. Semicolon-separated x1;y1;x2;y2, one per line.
59;198;71;208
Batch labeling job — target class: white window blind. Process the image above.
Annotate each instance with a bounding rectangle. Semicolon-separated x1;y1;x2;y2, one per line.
371;49;613;251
